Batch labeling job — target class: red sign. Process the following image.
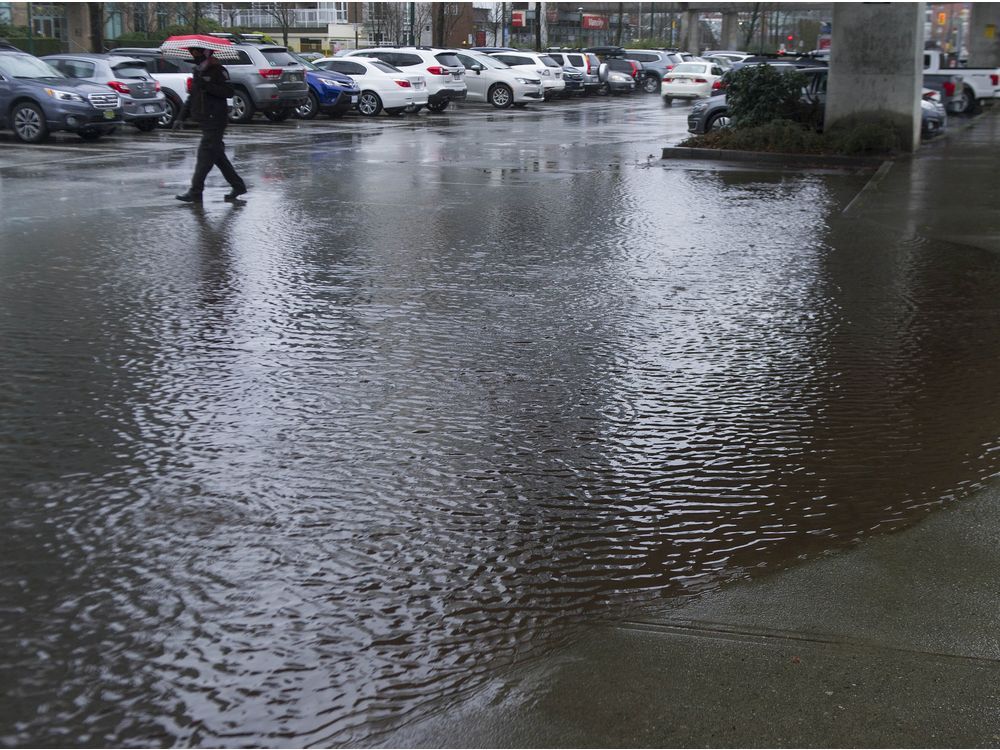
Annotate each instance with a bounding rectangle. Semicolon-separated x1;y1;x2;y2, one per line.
582;14;607;30
511;10;525;27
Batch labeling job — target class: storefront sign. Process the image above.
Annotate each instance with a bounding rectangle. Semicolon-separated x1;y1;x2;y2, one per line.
582;14;607;30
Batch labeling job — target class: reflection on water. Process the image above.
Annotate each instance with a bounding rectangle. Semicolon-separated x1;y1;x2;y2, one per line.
3;108;1000;746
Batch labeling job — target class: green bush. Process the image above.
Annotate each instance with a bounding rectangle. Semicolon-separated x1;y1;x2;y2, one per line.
679;117;903;157
825;116;904;155
725;64;807;129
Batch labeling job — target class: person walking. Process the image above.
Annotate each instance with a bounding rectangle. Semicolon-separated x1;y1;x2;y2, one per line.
175;46;247;203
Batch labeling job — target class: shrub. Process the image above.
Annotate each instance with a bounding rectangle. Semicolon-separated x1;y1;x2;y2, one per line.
725;64;807;129
825;116;904;155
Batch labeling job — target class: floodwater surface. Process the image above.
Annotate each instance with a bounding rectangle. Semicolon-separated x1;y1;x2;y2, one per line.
2;97;1000;746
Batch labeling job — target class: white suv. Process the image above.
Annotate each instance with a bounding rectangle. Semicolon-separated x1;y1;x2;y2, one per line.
452;50;543;108
488;51;566;100
346;47;466;112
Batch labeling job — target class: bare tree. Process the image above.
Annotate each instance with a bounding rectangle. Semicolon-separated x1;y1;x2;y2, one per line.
741;3;761;50
260;2;295;46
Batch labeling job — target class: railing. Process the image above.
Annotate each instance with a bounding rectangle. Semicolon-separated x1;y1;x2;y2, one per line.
223;8;348;29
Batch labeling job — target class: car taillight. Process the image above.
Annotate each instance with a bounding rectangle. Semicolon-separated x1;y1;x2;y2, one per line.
154;80;161;92
943;81;956;97
394;79;412;88
711;79;722;90
107;80;130;94
631;62;639;77
186;77;192;93
666;64;675;71
992;73;999;86
664;77;674;83
426;65;449;75
258;68;283;79
694;78;708;84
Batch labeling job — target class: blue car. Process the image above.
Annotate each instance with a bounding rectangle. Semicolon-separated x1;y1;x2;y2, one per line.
289;52;360;119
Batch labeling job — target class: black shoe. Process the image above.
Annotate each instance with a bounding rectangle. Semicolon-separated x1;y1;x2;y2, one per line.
224;185;248;202
176;191;203;203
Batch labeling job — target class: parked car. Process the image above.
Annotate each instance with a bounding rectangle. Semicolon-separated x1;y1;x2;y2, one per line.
489;51;566;100
0;49;123;142
701;50;750;63
42;53;166;131
623;49;682;94
560;67;585;96
315;56;429;115
345;47;466;112
107;47;192;127
451;50;543;108
920;88;948;138
545;49;602;94
285;50;360;119
661;61;726;104
200;35;309;123
584;46;643;89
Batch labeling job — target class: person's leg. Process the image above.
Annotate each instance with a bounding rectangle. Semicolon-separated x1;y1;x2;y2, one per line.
190;127;221;193
212;130;246;192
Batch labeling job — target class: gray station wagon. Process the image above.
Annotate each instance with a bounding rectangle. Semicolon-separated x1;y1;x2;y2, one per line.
0;50;123;143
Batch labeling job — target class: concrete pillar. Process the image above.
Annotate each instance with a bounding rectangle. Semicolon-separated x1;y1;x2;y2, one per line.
826;3;924;152
64;3;93;53
721;11;740;51
968;3;1000;68
680;10;699;54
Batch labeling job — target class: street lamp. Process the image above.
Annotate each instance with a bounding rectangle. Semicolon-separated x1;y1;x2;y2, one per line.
578;6;584;45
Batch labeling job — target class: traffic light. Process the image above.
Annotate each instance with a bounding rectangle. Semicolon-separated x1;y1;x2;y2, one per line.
787;35;794;42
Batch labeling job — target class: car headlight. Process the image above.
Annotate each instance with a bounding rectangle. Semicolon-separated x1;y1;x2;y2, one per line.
691;100;708;113
515;77;533;84
44;88;84;102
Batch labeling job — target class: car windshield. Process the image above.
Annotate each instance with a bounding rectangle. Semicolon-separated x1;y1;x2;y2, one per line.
260;48;300;67
434;53;462;67
539;55;561;68
111;63;150;79
287;50;319;70
371;60;402;74
470;54;508;69
673;63;709;74
0;54;62;78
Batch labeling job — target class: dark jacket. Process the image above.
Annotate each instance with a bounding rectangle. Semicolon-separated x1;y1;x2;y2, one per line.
186;56;234;126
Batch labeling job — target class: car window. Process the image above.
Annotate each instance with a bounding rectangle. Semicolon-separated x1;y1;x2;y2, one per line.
371;60;401;74
0;54;62;78
672;63;707;74
228;50;255;66
259;48;298;66
111;63;150;79
55;59;96;78
395;53;423;66
539;55;560;68
628;52;657;63
711;66;723;76
434;52;461;67
566;54;585;67
547;53;564;65
493;54;526;66
155;56;193;74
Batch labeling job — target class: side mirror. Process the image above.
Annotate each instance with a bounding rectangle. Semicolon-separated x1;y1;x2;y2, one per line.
598;62;609;82
471;63;483;74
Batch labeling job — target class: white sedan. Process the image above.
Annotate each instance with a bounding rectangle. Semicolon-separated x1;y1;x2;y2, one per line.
661;62;726;104
315;56;429;116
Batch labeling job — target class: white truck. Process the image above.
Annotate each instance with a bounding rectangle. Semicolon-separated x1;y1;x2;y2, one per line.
922;49;1000;114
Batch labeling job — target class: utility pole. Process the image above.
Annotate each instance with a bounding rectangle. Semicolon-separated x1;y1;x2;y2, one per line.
540;1;547;49
407;1;415;45
534;2;541;50
27;2;34;54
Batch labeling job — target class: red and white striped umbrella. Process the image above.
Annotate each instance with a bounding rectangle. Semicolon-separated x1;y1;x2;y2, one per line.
159;34;240;61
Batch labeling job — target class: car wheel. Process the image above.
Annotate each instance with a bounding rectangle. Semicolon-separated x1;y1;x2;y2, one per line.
228;89;255;123
264;108;292;122
296;91;319;120
488;83;513;109
357;90;383;116
642;75;660;94
961;86;978;114
662;96;673;106
78;129;102;141
11;101;49;143
426;99;449;112
158;95;180;128
133;118;159;132
706;112;731;131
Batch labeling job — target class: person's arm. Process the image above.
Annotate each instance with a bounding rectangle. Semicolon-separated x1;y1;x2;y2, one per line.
203;65;235;99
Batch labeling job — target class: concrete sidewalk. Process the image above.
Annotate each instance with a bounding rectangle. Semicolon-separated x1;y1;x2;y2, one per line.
380;112;1000;748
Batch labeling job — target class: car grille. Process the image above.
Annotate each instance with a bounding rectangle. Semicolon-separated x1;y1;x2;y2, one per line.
88;93;120;109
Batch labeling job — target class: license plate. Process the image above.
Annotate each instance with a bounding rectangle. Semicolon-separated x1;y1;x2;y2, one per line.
144;104;157;113
452;73;461;80
351;95;358;104
103;110;115;119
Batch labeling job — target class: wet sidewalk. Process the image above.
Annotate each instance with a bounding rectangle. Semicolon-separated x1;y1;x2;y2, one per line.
382;110;1000;748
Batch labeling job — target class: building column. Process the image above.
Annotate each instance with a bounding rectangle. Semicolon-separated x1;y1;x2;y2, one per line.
721;11;740;51
968;3;1000;67
826;3;924;152
64;3;93;52
680;10;699;54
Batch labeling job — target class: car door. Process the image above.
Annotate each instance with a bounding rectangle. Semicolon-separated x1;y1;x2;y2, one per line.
455;52;486;101
0;61;13;125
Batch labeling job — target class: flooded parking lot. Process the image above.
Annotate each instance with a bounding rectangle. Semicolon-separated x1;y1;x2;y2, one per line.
3;96;1000;746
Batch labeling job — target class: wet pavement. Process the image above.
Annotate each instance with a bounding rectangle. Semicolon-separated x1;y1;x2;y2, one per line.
2;96;1000;747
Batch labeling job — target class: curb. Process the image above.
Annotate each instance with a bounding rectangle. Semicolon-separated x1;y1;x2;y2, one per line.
661;145;886;169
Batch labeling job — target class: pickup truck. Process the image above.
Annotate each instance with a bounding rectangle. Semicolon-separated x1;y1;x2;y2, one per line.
923;49;1000;113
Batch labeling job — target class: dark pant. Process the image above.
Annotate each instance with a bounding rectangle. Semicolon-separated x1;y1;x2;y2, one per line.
190;126;245;194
